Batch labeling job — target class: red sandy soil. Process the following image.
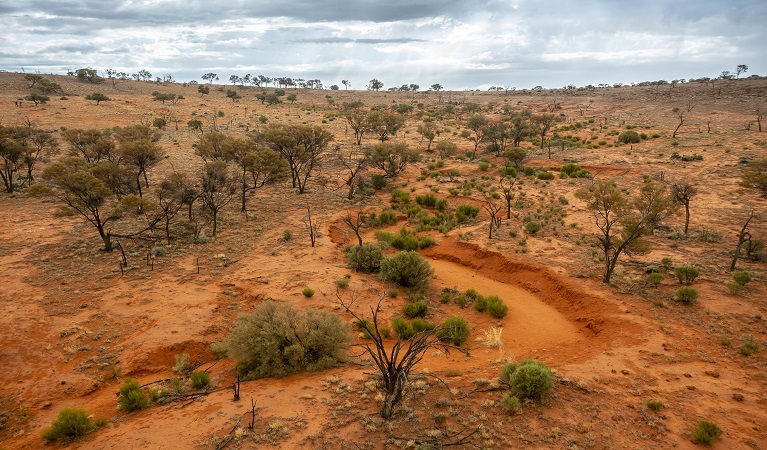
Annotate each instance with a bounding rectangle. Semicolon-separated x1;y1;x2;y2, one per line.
0;72;766;449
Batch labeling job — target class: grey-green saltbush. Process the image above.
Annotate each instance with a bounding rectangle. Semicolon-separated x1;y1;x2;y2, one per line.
380;251;434;288
41;408;97;442
508;359;553;400
346;242;384;273
436;316;469;345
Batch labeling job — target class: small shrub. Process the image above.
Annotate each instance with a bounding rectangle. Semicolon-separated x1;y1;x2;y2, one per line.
41;408;97;442
525;221;542;234
151;246;167;256
380;251;434;288
455;204;480;223
190;371;210;389
537;171;554;180
221;301;352;379
282;229;293;241
173;353;193;374
486;296;509;318
725;281;745;295
454;294;467;308
473;295;488;312
500;362;518;385
371;174;388;190
416;193;438;207
346;242;384;273
118;378;149;412
392;317;416;340
436;316;470;345
418;235;436;249
411;318;436;333
376;210;398;226
674;265;700;285
387;288;399;298
719;336;732;346
660;257;673;269
302;288;315;298
732;270;752;286
617;130;641;144
403;301;428;318
335;278;350;289
647;272;665;286
691;420;722;446
500;393;521;414
674;286;699;304
646;400;665;411
509;359;553;400
740;340;759;356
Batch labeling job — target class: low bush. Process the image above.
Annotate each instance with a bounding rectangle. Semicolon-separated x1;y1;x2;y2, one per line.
41;408;97;442
537;171;555;180
392;317;416;340
740;340;759;356
486;296;509;318
151;246;167;256
674;265;700;285
380;251;434;288
508;359;553;400
525;221;542;234
732;270;752;286
500;362;518;385
335;277;349;289
118;378;149;412
500;393;521;414
473;295;488;312
415;193;438;207
302;288;315;298
456;204;480;223
190;371;210;389
219;301;352;379
646;400;665;411
346;242;384;273
436;316;470;345
674;286;699;304
411;318;436;333
691;420;722;446
617;130;641;144
282;229;292;241
403;301;428;318
374;210;398;226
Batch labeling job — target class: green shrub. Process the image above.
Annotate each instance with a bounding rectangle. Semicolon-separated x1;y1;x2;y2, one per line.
151;246;167;256
418;235;436;249
403;301;428;318
390;233;419;251
691;420;722;446
411;318;436;333
740;340;759;356
647;272;665;286
370;174;388;190
674;265;700;285
537;171;555;180
415;193;438;207
282;229;293;240
220;301;352;379
525;221;542;234
190;371;210;389
435;199;448;211
500;393;521;414
335;277;350;289
725;281;745;295
380;251;434;288
486;296;508;318
660;257;673;269
390;189;410;205
41;408;97;442
173;352;193;374
376;210;398;226
456;204;480;223
454;294;467;308
392;317;416;340
674;286;699;304
500;362;518;385
436;316;470;345
118;378;149;412
302;288;315;298
508;359;553;400
646;400;665;411
617;130;641;144
732;270;752;286
346;242;384;273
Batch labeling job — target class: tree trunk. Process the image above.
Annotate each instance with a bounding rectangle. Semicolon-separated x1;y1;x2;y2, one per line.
212;210;218;237
97;226;113;251
683;203;690;235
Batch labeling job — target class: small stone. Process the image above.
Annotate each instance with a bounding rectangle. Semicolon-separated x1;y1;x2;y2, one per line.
621;370;630;375
43;402;52;408
684;373;692;378
686;385;696;390
705;371;720;378
733;393;744;402
611;369;617;374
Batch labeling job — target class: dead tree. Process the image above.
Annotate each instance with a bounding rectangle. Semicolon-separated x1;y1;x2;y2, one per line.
498;176;517;219
672;107;685;139
338;291;467;419
757;106;765;132
483;193;503;239
670;181;697;235
730;212;755;271
341;210;366;271
338;148;368;200
303;204;320;247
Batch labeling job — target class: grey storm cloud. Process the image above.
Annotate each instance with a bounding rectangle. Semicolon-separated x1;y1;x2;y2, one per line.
1;0;765;89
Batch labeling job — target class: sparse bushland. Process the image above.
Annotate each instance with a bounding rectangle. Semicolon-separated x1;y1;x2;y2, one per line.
216;301;351;379
190;371;210;389
674;286;699;304
674;265;700;285
346;242;384;273
500;393;521;414
435;316;470;346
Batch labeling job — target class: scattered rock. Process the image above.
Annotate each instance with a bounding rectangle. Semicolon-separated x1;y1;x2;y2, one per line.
686;385;696;390
705;370;720;378
733;393;744;402
621;370;630;375
683;373;692;378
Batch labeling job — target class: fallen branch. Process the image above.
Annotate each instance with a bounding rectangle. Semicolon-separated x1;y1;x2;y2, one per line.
214;417;242;450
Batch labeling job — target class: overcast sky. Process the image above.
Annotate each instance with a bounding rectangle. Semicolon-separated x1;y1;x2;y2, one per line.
1;0;765;90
